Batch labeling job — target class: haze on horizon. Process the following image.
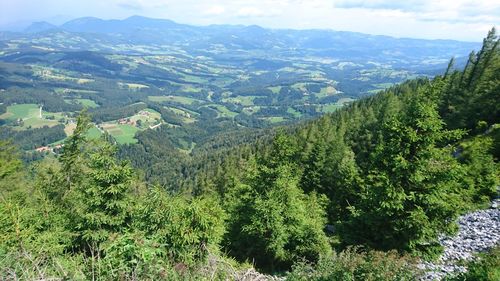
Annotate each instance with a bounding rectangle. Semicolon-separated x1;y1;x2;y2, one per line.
1;0;499;42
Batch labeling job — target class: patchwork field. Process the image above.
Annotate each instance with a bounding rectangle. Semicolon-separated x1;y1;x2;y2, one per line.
96;109;162;144
320;104;342;113
165;106;197;123
76;99;99;108
100;123;139;144
87;126;103;139
0;104;63;129
118;82;150;90
222;96;260;106
206;104;238;118
128;109;162;127
0;25;454;152
317;86;337;98
261;116;287;123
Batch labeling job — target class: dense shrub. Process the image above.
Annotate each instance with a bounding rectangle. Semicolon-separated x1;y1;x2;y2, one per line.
445;246;500;281
134;188;226;265
287;248;422;281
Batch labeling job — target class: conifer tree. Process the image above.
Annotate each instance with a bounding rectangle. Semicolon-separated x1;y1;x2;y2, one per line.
60;111;91;189
344;85;465;256
225;133;330;271
74;141;133;244
0;140;21;182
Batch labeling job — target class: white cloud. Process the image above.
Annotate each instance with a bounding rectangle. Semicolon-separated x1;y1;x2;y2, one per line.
236;7;281;18
203;5;226;16
333;0;500;24
0;0;498;41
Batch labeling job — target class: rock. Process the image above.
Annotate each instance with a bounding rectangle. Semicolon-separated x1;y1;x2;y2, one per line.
419;207;500;280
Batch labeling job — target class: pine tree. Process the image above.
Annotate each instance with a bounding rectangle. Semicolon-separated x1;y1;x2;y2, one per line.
74;141;133;244
343;84;466;257
0;141;20;177
60;111;91;190
225;133;330;271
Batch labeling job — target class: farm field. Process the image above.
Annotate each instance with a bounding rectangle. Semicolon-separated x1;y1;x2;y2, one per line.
0;104;40;121
320;104;342;113
75;99;99;108
128;109;162;127
100;123;140;144
0;104;63;129
86;126;103;139
165;106;197;123
261;116;287;123
0;18;468;153
206;104;238;118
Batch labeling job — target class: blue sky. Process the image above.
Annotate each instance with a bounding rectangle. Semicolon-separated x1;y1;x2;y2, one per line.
1;0;498;41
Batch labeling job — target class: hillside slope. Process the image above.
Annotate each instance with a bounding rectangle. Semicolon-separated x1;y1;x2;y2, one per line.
0;28;498;280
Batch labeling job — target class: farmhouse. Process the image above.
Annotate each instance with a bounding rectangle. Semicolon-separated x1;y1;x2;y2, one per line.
117;118;135;125
138;110;151;117
35;146;51;152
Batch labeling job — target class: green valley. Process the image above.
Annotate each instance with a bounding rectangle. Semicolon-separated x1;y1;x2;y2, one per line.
0;14;498;281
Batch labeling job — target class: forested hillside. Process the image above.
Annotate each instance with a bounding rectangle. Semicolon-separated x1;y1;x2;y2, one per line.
0;29;498;280
0;16;479;166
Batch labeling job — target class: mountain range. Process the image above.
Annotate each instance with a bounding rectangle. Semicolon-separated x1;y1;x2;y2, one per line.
6;15;479;63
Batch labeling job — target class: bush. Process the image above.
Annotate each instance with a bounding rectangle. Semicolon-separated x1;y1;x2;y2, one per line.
99;232;174;279
445;246;500;281
0;250;86;280
287;248;422;281
134;188;226;265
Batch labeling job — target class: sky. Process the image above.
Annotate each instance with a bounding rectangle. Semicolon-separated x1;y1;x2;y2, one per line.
1;0;499;42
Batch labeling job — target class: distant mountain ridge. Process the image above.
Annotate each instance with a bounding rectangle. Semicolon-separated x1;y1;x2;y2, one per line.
60;16;184;34
24;21;58;33
7;15;480;65
16;15;477;43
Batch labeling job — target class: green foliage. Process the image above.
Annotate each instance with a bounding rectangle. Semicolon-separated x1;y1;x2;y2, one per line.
60;111;92;189
72;141;134;245
445;246;500;281
206;29;499;264
135;188;226;265
0;29;499;280
99;232;170;279
0;250;86;280
342;86;466;256
0;112;231;279
287;248;421;281
0;140;21;180
0;125;66;150
456;135;499;208
440;28;499;130
224;134;331;272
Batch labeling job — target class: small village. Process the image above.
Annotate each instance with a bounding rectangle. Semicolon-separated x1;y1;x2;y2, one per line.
33;109;162;152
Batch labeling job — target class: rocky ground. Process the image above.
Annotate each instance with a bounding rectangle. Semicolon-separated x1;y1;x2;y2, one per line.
420;199;500;280
232;200;500;281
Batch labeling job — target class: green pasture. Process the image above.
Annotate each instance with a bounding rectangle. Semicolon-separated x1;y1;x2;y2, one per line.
102;123;139;144
0;104;63;129
148;95;202;105
222;96;259;106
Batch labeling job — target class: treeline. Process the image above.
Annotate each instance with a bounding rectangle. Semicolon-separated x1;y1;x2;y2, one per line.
146;102;184;126
90;103;147;123
0;87;82;112
0;118;227;279
0;125;66;150
118;117;258;188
